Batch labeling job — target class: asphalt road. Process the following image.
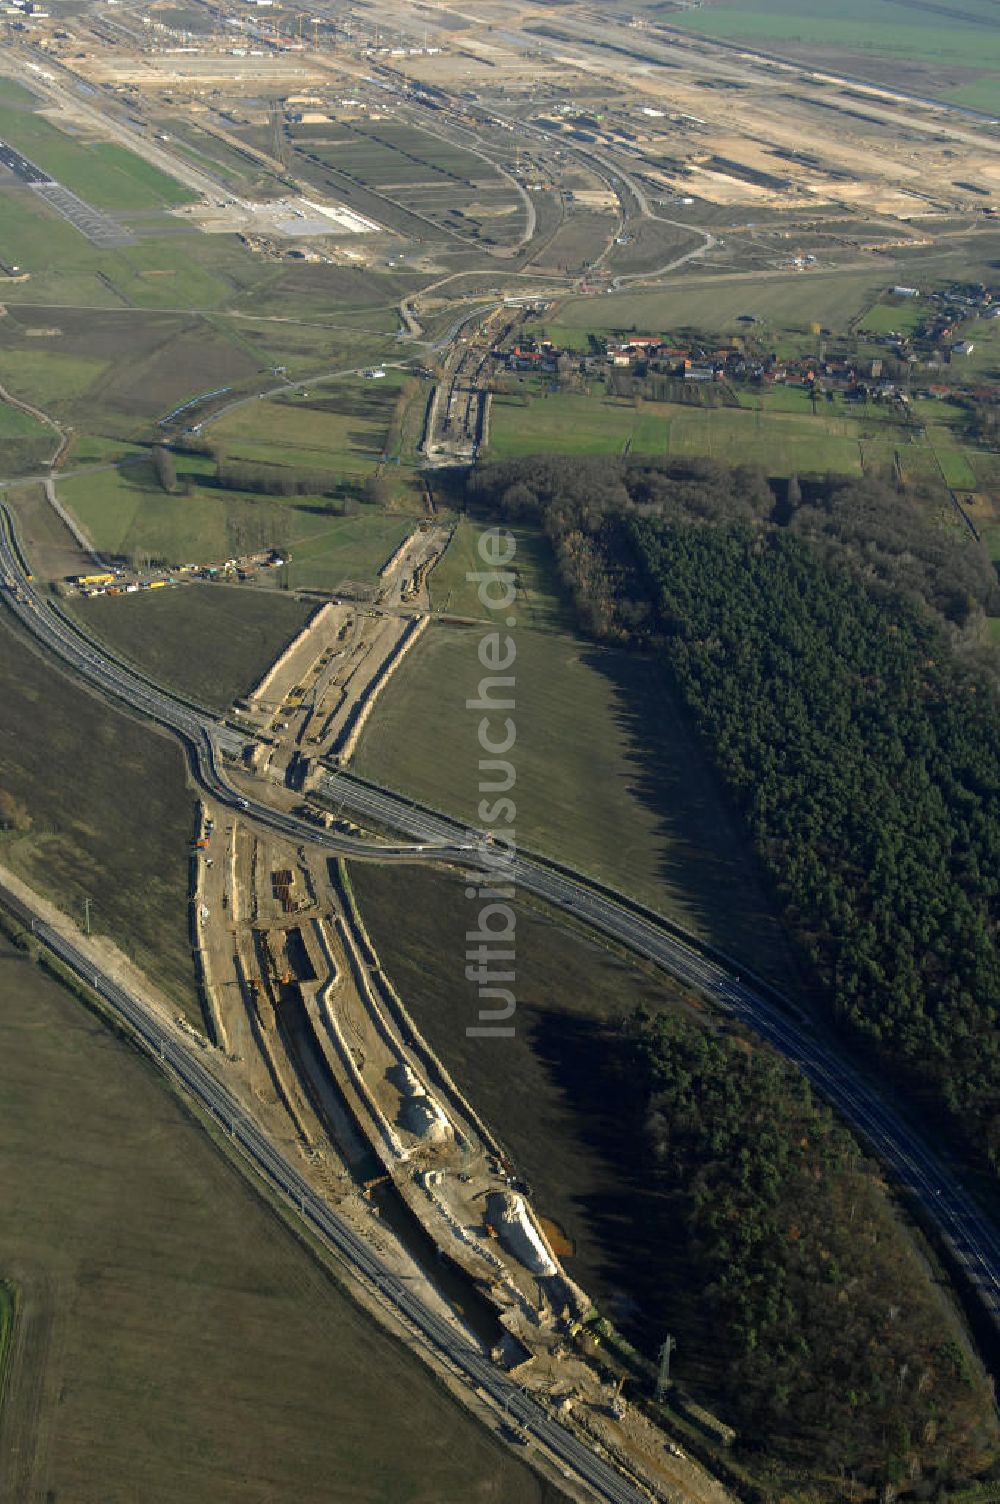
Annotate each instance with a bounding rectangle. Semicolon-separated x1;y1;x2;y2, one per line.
317;778;1000;1332
2;498;999;1342
5;896;646;1504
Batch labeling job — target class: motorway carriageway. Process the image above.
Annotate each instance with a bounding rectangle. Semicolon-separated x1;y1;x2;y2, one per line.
318;775;1000;1333
2;499;1000;1342
0;513;656;1501
6;902;646;1504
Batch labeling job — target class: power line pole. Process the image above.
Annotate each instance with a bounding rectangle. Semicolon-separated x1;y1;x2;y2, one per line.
83;895;91;936
656;1334;676;1400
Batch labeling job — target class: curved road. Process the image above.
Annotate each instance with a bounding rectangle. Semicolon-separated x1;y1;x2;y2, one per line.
3;898;645;1504
322;769;1000;1326
2;499;1000;1344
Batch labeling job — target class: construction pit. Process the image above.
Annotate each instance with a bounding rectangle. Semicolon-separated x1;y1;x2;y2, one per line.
236;523;449;786
195;806;585;1350
188;797;735;1504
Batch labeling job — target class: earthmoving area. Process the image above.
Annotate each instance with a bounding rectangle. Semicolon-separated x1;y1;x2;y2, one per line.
237;523;449;781
198;814;567;1355
4;0;997;303
188;803;732;1502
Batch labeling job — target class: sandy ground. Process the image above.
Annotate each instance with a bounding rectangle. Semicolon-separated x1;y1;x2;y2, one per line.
183;798;735;1504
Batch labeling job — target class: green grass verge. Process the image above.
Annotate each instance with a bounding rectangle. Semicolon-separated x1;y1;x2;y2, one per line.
0;105;194;209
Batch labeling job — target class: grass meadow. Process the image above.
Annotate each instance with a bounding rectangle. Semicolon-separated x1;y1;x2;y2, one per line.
58;461;415;590
209;370;418;479
429;518;572;632
354;621;796;987
668;0;1000;83
0;399;54;474
486;386;996;482
535;268;885;341
66;586;313;712
0;614;200;1019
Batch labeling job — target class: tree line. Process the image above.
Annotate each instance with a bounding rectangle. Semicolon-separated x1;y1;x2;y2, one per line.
467;454;1000;1176
631;1007;997;1485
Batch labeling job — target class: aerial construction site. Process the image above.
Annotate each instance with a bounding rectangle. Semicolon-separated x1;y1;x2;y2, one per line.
1;0;1000;1496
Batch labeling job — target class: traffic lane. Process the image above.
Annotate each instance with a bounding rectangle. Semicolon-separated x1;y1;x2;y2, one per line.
7;520;999;1327
316;778;999;1232
34;923;648;1504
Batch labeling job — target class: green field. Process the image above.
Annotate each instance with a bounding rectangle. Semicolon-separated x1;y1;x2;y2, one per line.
486;385;997;481
354;621;796;986
210;371;418;480
0;1279;14;1413
944;316;1000;381
857;298;925;335
0;614;199;1019
488;392;679;460
0;346;111;407
67;586;313;712
0;190;260;314
0;77;41;107
430;519;572;631
0;933;555;1503
669;0;1000;88
0;399;54;474
58;460;416;590
63;434;151;466
537;269;884;339
946;78;1000;111
284;511;415;590
0;190;428;447
0;104;194;209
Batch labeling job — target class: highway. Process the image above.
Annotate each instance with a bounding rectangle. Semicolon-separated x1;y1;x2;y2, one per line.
316;784;1000;1332
3;497;1000;1343
2;894;647;1504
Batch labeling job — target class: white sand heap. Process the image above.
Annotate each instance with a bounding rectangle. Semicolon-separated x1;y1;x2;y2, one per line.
391;1063;452;1143
490;1191;557;1277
